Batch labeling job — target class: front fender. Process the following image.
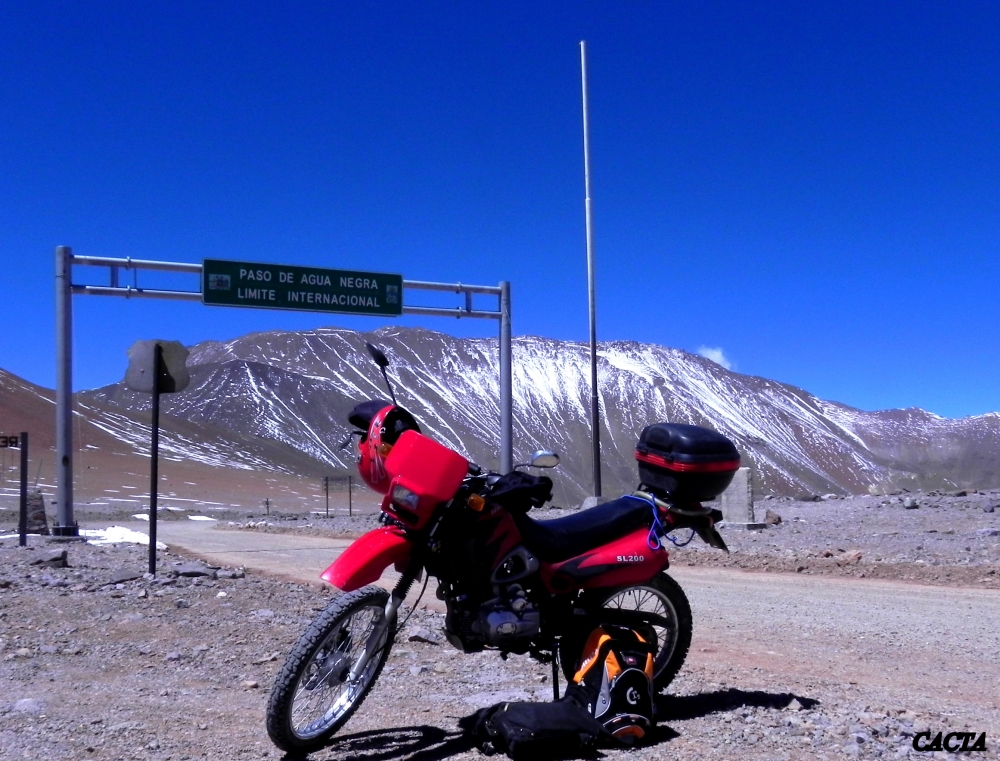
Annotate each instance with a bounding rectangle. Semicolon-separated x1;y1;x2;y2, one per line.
321;526;413;592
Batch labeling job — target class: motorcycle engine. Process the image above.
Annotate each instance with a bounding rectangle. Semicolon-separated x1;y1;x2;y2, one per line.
443;583;540;654
431;535;543;654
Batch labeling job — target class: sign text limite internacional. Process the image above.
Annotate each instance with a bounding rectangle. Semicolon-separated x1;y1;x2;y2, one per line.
202;259;403;317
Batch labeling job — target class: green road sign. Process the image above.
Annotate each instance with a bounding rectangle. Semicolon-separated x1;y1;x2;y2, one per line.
202;259;403;317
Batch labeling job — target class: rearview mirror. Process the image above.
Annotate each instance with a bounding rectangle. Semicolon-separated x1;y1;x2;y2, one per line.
527;450;559;469
366;342;390;369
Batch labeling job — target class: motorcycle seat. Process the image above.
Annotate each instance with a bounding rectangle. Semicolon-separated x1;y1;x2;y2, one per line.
510;496;651;563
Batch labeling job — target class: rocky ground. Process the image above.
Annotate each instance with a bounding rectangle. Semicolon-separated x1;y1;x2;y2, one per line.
684;489;1000;587
2;491;998;760
224;488;1000;587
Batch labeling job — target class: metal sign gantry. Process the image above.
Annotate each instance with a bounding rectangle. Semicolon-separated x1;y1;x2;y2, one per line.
53;245;513;536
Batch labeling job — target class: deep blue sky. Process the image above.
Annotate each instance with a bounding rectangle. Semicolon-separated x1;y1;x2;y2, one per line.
2;2;999;418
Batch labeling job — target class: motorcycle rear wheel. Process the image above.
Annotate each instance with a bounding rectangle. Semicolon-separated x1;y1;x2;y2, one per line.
266;586;395;754
563;572;692;692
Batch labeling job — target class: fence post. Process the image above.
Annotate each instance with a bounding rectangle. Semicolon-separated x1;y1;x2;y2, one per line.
18;432;28;547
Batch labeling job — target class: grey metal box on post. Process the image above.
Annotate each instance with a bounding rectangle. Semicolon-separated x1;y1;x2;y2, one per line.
126;339;191;576
125;340;190;393
719;467;766;531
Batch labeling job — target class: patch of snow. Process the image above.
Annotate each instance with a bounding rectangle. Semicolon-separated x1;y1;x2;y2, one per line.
81;525;166;549
187;515;217;521
155;496;225;504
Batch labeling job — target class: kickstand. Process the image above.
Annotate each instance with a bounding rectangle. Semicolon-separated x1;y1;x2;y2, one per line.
551;638;560;700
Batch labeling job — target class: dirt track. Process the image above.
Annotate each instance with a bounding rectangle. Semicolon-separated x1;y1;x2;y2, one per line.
154;519;1000;716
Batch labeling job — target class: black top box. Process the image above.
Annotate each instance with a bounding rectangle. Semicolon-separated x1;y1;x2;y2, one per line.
635;423;740;502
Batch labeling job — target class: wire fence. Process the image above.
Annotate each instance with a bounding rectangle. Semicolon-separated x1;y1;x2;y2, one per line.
321;475;353;517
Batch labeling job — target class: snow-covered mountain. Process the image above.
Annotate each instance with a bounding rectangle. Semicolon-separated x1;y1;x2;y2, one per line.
81;326;1000;503
0;367;327;477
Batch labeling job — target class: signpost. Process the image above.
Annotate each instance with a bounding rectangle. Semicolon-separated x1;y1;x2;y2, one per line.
19;433;27;547
125;340;190;575
202;259;403;317
2;433;28;546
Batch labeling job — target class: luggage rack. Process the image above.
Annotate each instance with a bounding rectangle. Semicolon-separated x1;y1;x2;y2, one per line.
631;489;715;517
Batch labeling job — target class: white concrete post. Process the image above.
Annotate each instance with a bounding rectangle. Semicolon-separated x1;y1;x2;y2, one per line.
720;467;765;530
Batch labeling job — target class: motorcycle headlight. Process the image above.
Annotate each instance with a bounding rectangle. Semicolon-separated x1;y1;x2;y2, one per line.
390;484;420;512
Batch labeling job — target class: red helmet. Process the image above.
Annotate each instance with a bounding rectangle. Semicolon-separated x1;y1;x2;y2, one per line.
350;401;421;494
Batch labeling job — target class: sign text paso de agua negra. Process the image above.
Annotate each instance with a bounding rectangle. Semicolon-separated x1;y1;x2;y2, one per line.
202;259;403;317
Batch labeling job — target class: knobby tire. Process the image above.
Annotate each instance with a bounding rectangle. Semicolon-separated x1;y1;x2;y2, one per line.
266;586;395;754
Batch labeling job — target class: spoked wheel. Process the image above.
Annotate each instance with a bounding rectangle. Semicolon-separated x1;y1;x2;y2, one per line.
562;572;692;692
266;586;395;754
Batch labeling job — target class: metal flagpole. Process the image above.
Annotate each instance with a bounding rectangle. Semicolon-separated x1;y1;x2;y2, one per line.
148;345;162;576
580;40;602;498
499;281;513;474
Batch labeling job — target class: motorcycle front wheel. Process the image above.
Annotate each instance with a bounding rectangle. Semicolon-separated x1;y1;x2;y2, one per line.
562;572;692;692
266;585;395;754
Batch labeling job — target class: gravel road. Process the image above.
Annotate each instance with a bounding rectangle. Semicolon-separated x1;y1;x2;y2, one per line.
153;518;1000;714
2;492;999;760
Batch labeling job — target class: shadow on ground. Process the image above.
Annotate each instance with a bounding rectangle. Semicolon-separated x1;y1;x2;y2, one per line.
287;690;818;761
286;725;475;761
657;687;819;721
290;722;612;761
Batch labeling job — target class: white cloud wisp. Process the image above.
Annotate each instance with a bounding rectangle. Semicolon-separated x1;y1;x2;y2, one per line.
696;346;733;371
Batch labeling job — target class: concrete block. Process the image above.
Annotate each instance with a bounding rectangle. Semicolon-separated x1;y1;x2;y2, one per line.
579;496;612;510
718;521;767;531
719;467;765;531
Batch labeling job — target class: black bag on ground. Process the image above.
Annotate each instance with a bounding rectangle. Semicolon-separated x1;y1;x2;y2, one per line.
565;624;657;745
459;698;611;760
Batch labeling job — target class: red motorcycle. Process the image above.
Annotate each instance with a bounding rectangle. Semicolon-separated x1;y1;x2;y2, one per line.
266;344;738;754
